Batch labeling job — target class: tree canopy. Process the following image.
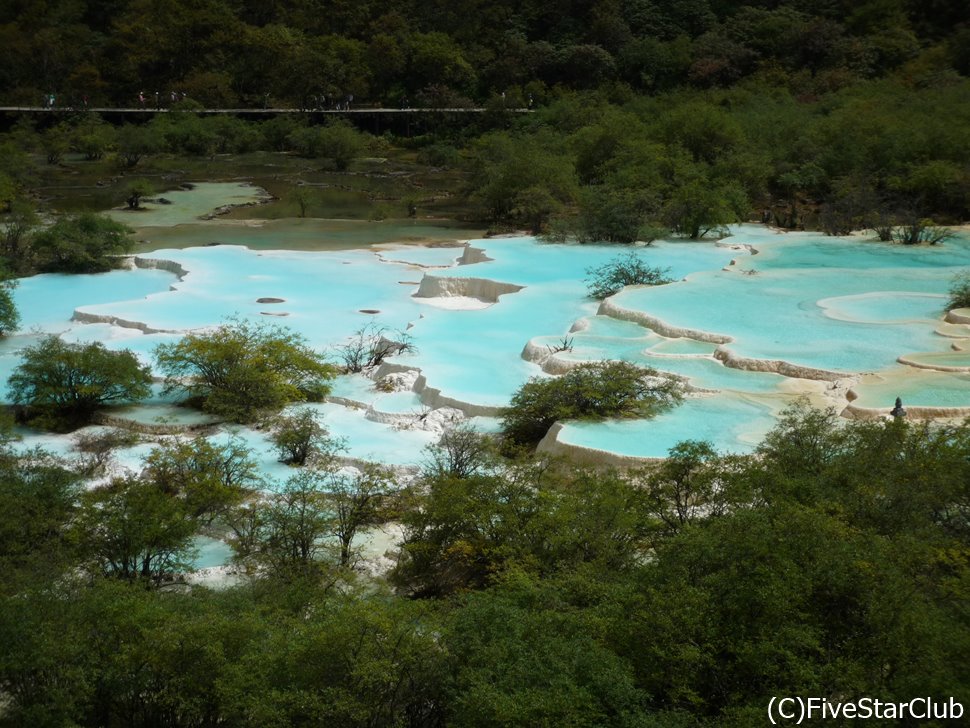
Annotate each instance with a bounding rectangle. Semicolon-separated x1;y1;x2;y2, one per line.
30;213;135;273
500;361;684;448
7;336;152;429
0;277;18;336
1;404;969;724
154;320;336;423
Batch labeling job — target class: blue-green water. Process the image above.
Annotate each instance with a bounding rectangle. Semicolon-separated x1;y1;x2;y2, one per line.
6;185;970;469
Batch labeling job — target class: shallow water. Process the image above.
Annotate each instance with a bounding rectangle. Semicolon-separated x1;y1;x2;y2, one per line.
106;183;267;227
557;394;779;458
6;183;970;474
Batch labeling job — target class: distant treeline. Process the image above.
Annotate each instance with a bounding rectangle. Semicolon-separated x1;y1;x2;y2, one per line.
1;0;969;242
1;0;967;108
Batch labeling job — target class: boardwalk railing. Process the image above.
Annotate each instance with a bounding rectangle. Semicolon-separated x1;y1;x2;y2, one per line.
0;106;533;115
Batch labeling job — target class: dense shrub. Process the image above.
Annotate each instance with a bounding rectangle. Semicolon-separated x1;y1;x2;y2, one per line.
500;360;683;448
154;320;335;423
8;336;152;429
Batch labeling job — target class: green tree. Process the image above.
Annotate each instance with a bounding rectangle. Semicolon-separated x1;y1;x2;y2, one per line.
0;200;39;271
73;474;198;584
395;458;652;597
572;184;663;243
445;573;648;727
290;185;315;218
229;469;338;581
41;124;70;165
317;120;367;171
154;320;336;423
947;271;970;311
0;277;18;336
470;132;578;231
115;124;159;167
421;421;495;480
394;464;547;596
270;407;333;465
585;250;673;299
635;439;725;542
0;448;80;594
72;115;115;161
125;178;154;210
328;463;394;568
8;336;152;429
500;361;683;448
142;436;260;522
30;213;135;273
662;178;747;239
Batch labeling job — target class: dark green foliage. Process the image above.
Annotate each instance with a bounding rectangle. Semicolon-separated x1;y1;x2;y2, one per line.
394;460;651;596
500;361;683;448
0;278;18;335
270;407;333;465
470;132;578;233
317;120;368;171
2;408;970;725
142;436;260;523
71;115;115;161
585;250;673;299
445;574;649;727
947;271;970;311
74;474;199;584
286;120;368;170
154;319;336;423
7;336;152;429
115;123;159;167
0;449;81;594
30;213;135;273
229;437;394;574
890;217;954;245
125;178;154;209
0;200;39;272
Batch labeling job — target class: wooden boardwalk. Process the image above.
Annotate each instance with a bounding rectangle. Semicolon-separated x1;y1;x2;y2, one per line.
0;106;532;115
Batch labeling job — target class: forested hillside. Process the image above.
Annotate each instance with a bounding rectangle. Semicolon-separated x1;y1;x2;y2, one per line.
2;0;967;108
2;0;969;240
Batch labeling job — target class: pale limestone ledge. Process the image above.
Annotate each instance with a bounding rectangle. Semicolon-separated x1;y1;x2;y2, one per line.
413;273;523;303
598;296;844;382
536;422;663;467
371;240;491;268
371;362;504;418
597;297;731;344
458;244;493;265
129;255;191;285
91;412;219;435
519;339;709;400
945;308;970;325
71;309;182;335
327;389;465;433
714;241;761;256
896;354;970;373
713;347;843;382
842;402;970;420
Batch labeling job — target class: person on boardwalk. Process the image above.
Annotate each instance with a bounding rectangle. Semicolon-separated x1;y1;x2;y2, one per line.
138;91;146;108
